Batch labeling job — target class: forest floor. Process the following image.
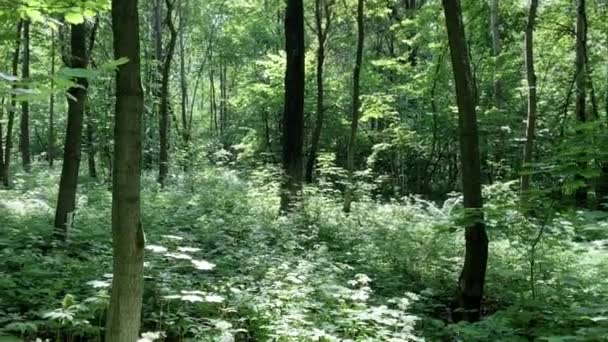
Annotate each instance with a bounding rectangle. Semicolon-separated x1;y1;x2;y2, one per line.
1;165;608;341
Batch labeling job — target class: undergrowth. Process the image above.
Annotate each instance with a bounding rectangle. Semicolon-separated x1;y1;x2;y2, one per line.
1;165;608;341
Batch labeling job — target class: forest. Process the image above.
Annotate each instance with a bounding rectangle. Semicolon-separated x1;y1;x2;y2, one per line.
0;0;608;341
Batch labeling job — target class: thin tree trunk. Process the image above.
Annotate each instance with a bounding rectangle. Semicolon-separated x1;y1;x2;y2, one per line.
158;0;177;188
49;31;56;167
54;23;89;240
306;0;332;183
3;21;23;187
574;0;588;207
105;0;145;339
279;0;305;212
209;67;218;135
343;0;365;213
520;0;539;193
0;98;5;182
20;20;31;172
442;0;488;322
179;0;189;145
86;110;97;179
490;0;502;108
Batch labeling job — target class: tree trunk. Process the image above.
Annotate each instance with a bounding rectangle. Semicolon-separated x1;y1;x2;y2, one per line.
179;0;190;145
54;23;89;240
86;111;97;179
209;66;218;134
490;0;502;108
105;0;145;340
442;0;488;322
520;0;539;193
279;0;305;212
574;0;588;207
1;21;22;187
49;31;56;167
305;0;332;183
20;20;31;172
158;0;178;188
343;0;365;213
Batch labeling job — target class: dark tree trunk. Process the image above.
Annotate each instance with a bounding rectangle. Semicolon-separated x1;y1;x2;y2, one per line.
158;0;178;188
20;20;31;172
49;31;56;167
179;0;190;145
54;23;89;240
3;21;23;187
105;0;145;340
442;0;488;322
574;0;588;207
343;0;365;213
279;0;305;212
305;0;332;183
520;0;539;193
209;66;218;134
490;0;502;108
86;111;97;179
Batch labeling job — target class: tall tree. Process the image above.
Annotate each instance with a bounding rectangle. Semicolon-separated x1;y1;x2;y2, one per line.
279;0;305;211
574;0;588;207
2;21;23;187
343;0;365;213
158;0;178;188
490;0;502;108
520;0;539;193
442;0;488;322
105;0;145;339
305;0;333;183
20;20;31;172
48;30;56;167
54;23;89;239
178;0;190;146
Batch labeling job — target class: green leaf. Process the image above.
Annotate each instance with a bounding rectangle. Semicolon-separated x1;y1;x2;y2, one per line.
65;12;85;24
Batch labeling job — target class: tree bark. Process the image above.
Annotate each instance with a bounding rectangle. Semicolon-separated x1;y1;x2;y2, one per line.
490;0;502;108
574;0;588;207
105;0;145;340
442;0;488;322
54;23;89;240
86;110;97;179
343;0;365;213
1;21;22;187
20;20;31;172
279;0;305;212
305;0;332;183
49;31;56;167
158;0;178;188
179;0;190;145
520;0;539;193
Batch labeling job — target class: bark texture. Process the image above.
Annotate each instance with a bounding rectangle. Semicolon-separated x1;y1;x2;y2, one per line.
520;0;539;193
54;23;89;239
279;0;305;211
442;0;488;322
105;0;145;340
343;0;365;213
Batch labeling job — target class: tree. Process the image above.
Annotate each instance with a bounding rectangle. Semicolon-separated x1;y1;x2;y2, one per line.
105;0;145;340
305;0;333;183
158;0;178;188
574;0;588;207
520;0;539;193
343;0;365;213
1;21;23;188
20;20;31;172
48;30;56;167
442;0;488;322
54;23;89;239
280;0;305;211
490;0;502;108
